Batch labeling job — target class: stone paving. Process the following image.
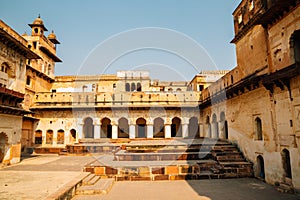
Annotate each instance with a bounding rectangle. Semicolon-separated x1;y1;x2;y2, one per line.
0;154;299;200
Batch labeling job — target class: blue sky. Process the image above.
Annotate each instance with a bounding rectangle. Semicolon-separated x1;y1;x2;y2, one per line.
0;0;241;81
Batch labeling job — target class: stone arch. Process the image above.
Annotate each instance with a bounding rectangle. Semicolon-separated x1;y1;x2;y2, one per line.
118;117;129;138
188;117;199;138
70;129;76;143
57;129;65;144
282;149;292;179
101;118;112;138
220;112;228;139
171;117;182;137
0;132;8;163
131;83;136;91
256;155;265;179
153;117;164;138
125;83;130;92
136;118;147;138
34;130;42;144
83;117;94;138
255;117;263;140
212;113;219;138
137;82;142;91
46;129;53;144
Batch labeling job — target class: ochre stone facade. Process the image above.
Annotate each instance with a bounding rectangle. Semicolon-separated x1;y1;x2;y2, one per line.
0;0;299;192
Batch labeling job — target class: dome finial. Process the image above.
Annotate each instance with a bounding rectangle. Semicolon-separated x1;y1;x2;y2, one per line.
38;14;41;18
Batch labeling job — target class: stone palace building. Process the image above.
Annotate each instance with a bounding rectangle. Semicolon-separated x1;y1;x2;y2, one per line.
0;0;299;192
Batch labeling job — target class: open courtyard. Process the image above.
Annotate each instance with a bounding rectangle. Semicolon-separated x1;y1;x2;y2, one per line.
0;154;299;200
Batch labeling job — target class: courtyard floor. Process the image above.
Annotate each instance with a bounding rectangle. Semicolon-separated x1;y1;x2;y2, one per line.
0;154;299;200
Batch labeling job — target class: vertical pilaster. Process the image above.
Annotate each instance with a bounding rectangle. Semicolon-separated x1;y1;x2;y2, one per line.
147;124;153;139
112;125;118;139
165;125;171;138
182;123;189;138
129;125;135;139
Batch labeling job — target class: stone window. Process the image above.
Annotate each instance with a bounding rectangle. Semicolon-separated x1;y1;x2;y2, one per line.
255;117;263;140
238;14;243;24
26;76;31;86
131;83;136;91
125;83;130;91
137;82;142;91
34;130;42;144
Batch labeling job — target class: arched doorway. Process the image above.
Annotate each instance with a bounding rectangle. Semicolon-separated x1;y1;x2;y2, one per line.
212;113;219;138
101;118;112;138
131;83;136;91
46;130;53;144
224;121;229;139
171;117;182;137
282;149;292;179
137;82;142;91
125;83;130;91
70;129;76;143
255;117;263;140
118;118;129;138
136;118;147;138
83;118;94;138
57;129;65;144
257;155;265;179
220;112;228;139
188;117;199;138
153;117;164;138
34;130;42;144
0;133;8;163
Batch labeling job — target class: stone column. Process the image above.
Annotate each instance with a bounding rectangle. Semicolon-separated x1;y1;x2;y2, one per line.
165;124;171;139
211;123;218;139
94;123;101;139
77;123;83;142
42;130;46;145
129;125;135;139
112;125;118;139
219;121;225;139
53;129;57;146
182;123;189;138
147;124;153;139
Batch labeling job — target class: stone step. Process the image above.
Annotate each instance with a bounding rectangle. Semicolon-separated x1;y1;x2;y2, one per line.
276;183;295;194
76;178;115;195
86;175;101;185
82;174;96;185
216;155;245;162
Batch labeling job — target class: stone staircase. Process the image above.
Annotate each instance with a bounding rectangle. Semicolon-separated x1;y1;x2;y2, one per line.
83;139;254;180
73;174;115;199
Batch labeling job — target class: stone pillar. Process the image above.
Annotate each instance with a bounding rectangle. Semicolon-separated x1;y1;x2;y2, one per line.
199;124;204;138
211;123;218;139
165;125;171;139
53;129;57;146
129;125;135;139
219;121;225;139
42;130;46;145
147;124;153;139
94;123;101;139
77;123;83;142
182;123;188;138
112;125;118;139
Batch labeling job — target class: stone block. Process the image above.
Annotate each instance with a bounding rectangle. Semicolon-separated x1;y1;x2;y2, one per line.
165;166;179;175
152;167;164;175
94;167;106;175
